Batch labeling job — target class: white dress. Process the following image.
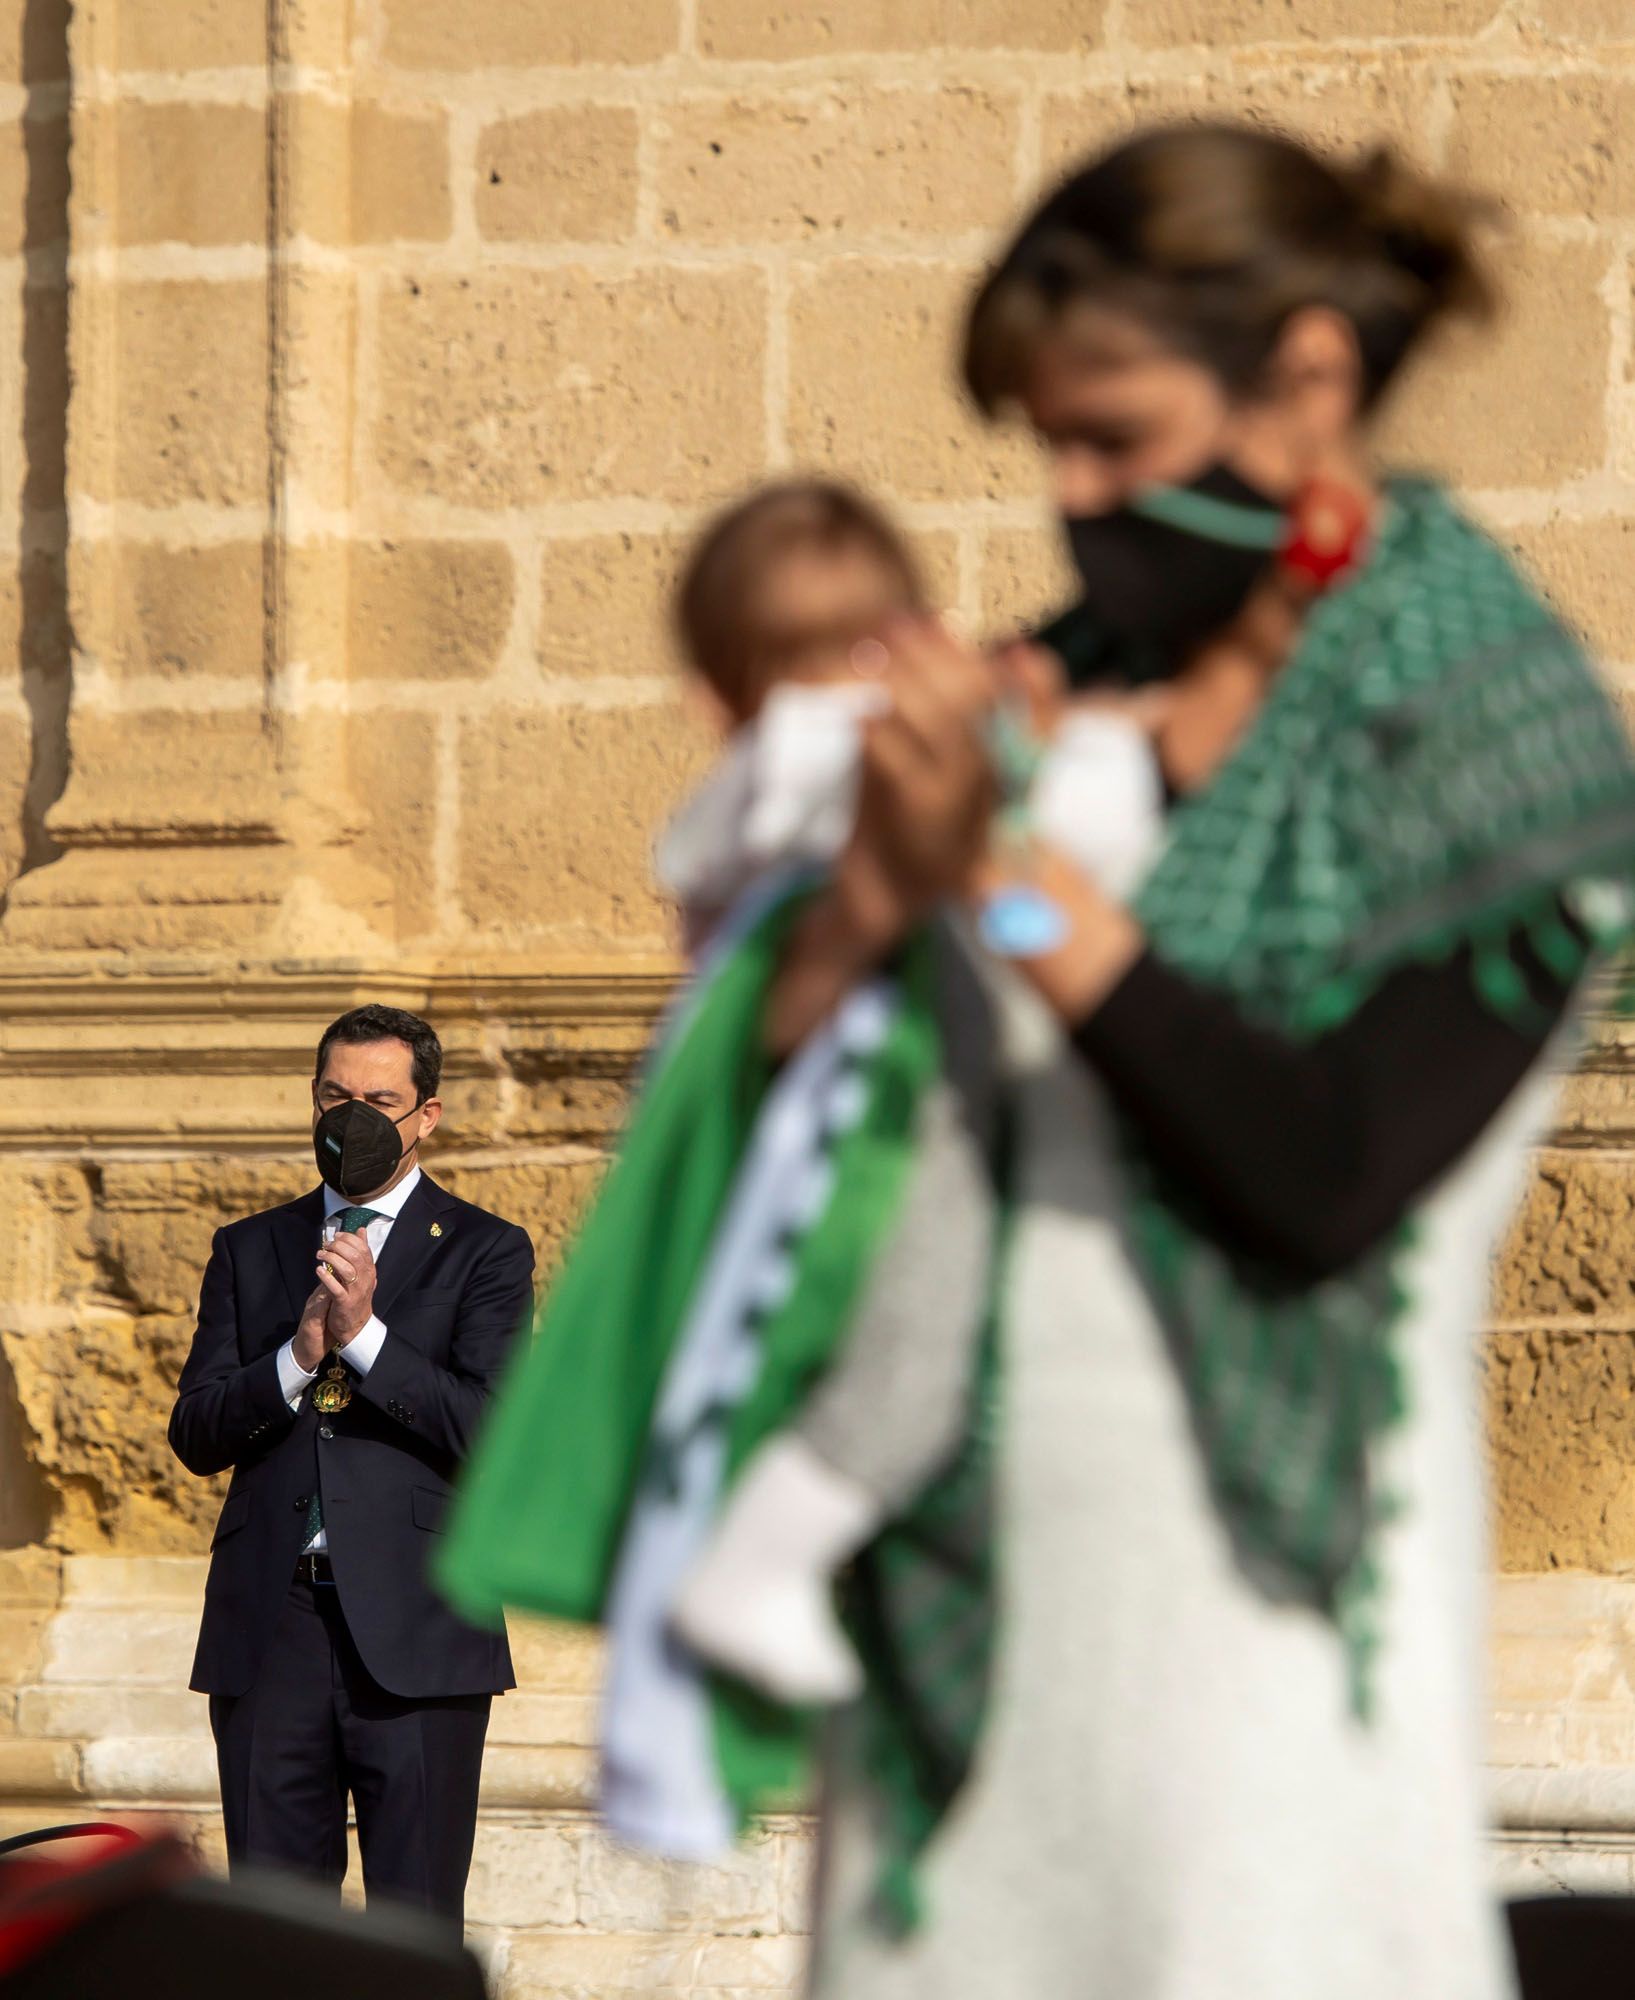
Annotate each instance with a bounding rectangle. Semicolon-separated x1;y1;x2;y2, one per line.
809;984;1557;2000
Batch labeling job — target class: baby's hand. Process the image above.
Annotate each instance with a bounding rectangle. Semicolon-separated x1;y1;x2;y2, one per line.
989;637;1067;739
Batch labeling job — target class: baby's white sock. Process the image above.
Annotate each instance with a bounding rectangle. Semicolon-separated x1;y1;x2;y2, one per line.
671;1434;880;1706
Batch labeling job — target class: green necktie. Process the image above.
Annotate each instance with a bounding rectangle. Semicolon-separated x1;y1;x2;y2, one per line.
304;1207;387;1547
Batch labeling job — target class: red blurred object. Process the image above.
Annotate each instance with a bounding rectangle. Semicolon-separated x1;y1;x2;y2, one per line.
1280;476;1372;593
0;1822;486;1997
0;1821;195;1979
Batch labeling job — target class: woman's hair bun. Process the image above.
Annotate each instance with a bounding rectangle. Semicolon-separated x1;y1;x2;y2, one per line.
964;122;1502;416
1342;144;1497;329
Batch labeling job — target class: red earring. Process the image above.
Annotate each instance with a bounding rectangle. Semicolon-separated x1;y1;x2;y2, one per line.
1280;476;1373;594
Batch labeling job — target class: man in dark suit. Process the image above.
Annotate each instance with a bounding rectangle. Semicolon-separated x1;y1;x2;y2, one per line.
169;1004;535;1926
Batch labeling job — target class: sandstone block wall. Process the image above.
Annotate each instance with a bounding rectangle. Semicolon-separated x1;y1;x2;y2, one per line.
5;0;1629;970
0;0;1626;1563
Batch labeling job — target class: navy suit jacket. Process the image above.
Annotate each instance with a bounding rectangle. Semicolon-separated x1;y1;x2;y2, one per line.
169;1174;535;1699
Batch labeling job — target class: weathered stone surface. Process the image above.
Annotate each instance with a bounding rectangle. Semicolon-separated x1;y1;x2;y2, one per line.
3;849;317;953
478;108;640;244
375;268;766;508
697;0;1106;55
290;99;452;247
0;710;27;890
0;1611;51;1685
102;0;264;71
352;103;452;244
1490;1575;1635;1784
1041;61;1435;183
380;0;679;69
0;1163;99;1312
82;1734;215;1800
1507;516;1635;665
488;1691;599;1747
78;540;265;681
978;521;1075;636
465;1821;581;1929
345;709;441;941
501;1928;803;1997
457;706;711;947
479;1744;597;1808
1494;1151;1635;1322
44;711;281;839
1447;73;1635;220
434;1159;607;1282
0;1738;81;1796
502;1055;651;1150
60;1555;204;1604
505;1616;605;1694
787;260;1043;501
91;1160;302;1316
271;268;358;515
577;1824;783;1934
652;87;1020;245
1128;0;1502;41
1380;237;1610;489
909;530;963;615
41;1606;200;1685
0;1547;60;1606
6;1310;226;1550
539;533;686;680
0;1172;279;1549
1531;0;1635;33
111;103;267;247
347;540;515;679
1485;1328;1635;1571
17;1687;205;1740
778;1826;816;1935
83;279;268;507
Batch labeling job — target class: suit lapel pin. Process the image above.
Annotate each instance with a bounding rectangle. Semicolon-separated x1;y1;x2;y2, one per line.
430;1222;443;1238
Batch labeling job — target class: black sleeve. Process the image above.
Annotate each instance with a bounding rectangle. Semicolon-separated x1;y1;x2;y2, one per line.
167;1228;299;1477
1071;913;1583;1282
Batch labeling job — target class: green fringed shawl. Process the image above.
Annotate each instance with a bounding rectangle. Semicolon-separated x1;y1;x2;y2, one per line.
1122;476;1635;1701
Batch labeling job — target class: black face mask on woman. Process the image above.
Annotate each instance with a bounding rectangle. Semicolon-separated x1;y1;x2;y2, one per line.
1064;462;1285;679
313;1098;421;1202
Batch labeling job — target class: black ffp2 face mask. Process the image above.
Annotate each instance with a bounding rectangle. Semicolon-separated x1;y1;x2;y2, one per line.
313;1098;420;1202
1064;462;1285;680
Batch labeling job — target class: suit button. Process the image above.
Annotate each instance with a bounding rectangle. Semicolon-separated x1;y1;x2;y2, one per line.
293;1495;309;1511
318;1425;334;1441
402;1411;415;1425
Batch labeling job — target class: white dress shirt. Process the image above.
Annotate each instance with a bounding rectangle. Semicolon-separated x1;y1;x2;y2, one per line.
279;1165;421;1552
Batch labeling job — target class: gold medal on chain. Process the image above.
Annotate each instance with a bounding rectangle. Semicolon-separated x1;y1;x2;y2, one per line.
312;1362;352;1414
314;1215;354;1413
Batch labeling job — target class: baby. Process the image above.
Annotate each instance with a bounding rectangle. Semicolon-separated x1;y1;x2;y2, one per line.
656;478;1163;1705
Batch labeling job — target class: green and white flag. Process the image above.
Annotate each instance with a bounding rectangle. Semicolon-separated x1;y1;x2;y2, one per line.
436;887;946;1851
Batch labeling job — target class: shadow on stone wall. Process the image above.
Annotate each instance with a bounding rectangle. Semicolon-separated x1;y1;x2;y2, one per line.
7;0;70;901
0;1336;48;1543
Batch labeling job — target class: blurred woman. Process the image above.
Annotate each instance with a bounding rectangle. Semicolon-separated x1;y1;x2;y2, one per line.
779;123;1635;2000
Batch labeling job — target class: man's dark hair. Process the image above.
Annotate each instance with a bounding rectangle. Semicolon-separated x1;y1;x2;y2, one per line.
314;1005;443;1104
